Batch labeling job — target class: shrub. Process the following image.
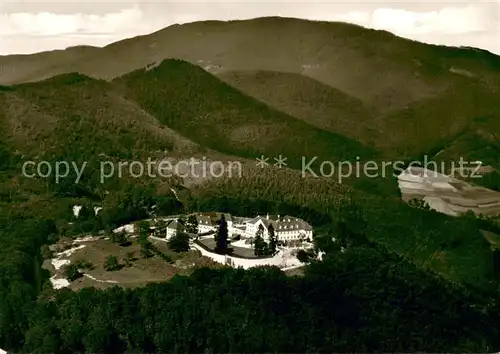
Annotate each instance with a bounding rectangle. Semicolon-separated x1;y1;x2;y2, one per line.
168;231;190;253
104;255;120;271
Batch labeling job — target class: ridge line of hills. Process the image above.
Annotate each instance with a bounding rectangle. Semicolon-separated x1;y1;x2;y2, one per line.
2;17;500;169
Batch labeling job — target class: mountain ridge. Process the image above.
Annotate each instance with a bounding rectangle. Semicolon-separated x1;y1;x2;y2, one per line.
1;17;499;165
2;16;499;91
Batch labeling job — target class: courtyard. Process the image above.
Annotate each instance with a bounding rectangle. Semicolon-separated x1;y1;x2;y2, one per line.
197;236;261;258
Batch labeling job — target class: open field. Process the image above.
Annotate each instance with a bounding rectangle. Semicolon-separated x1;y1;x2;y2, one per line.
398;166;500;216
44;236;226;290
44;233;304;291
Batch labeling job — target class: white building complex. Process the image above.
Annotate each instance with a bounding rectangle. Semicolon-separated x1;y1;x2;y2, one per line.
191;212;313;242
195;212;234;234
244;214;313;242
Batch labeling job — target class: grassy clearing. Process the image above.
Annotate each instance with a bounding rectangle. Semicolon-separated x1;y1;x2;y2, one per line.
48;237;225;290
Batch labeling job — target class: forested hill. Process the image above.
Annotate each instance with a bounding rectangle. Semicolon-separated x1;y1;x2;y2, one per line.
17;249;500;353
2;184;500;352
114;59;377;167
2;206;500;353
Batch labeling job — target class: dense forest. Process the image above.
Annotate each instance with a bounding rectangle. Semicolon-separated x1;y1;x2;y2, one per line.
19;248;500;353
1;111;500;353
2;182;500;353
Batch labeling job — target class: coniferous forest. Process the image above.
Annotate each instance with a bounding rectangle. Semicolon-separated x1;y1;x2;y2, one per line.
2;186;500;353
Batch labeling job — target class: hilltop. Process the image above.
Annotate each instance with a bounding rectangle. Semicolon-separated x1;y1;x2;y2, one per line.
0;70;238;203
2;17;500;94
114;59;376;167
3;72;198;159
0;59;376;191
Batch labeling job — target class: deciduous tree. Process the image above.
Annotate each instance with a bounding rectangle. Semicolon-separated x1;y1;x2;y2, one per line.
168;231;190;253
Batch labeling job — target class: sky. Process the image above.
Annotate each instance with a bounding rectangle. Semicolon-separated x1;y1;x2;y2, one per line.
0;1;499;55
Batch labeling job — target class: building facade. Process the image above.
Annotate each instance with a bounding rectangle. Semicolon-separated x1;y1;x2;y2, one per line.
195;212;234;235
196;214;216;234
244;214;313;242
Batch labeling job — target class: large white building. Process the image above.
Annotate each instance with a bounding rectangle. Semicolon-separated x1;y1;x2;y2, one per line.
244;214;313;242
195;212;234;235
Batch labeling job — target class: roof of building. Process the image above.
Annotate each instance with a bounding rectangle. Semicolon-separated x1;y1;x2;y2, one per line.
196;214;216;226
196;212;233;225
246;216;262;224
197;212;218;218
277;216;313;231
167;219;185;230
247;214;312;232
